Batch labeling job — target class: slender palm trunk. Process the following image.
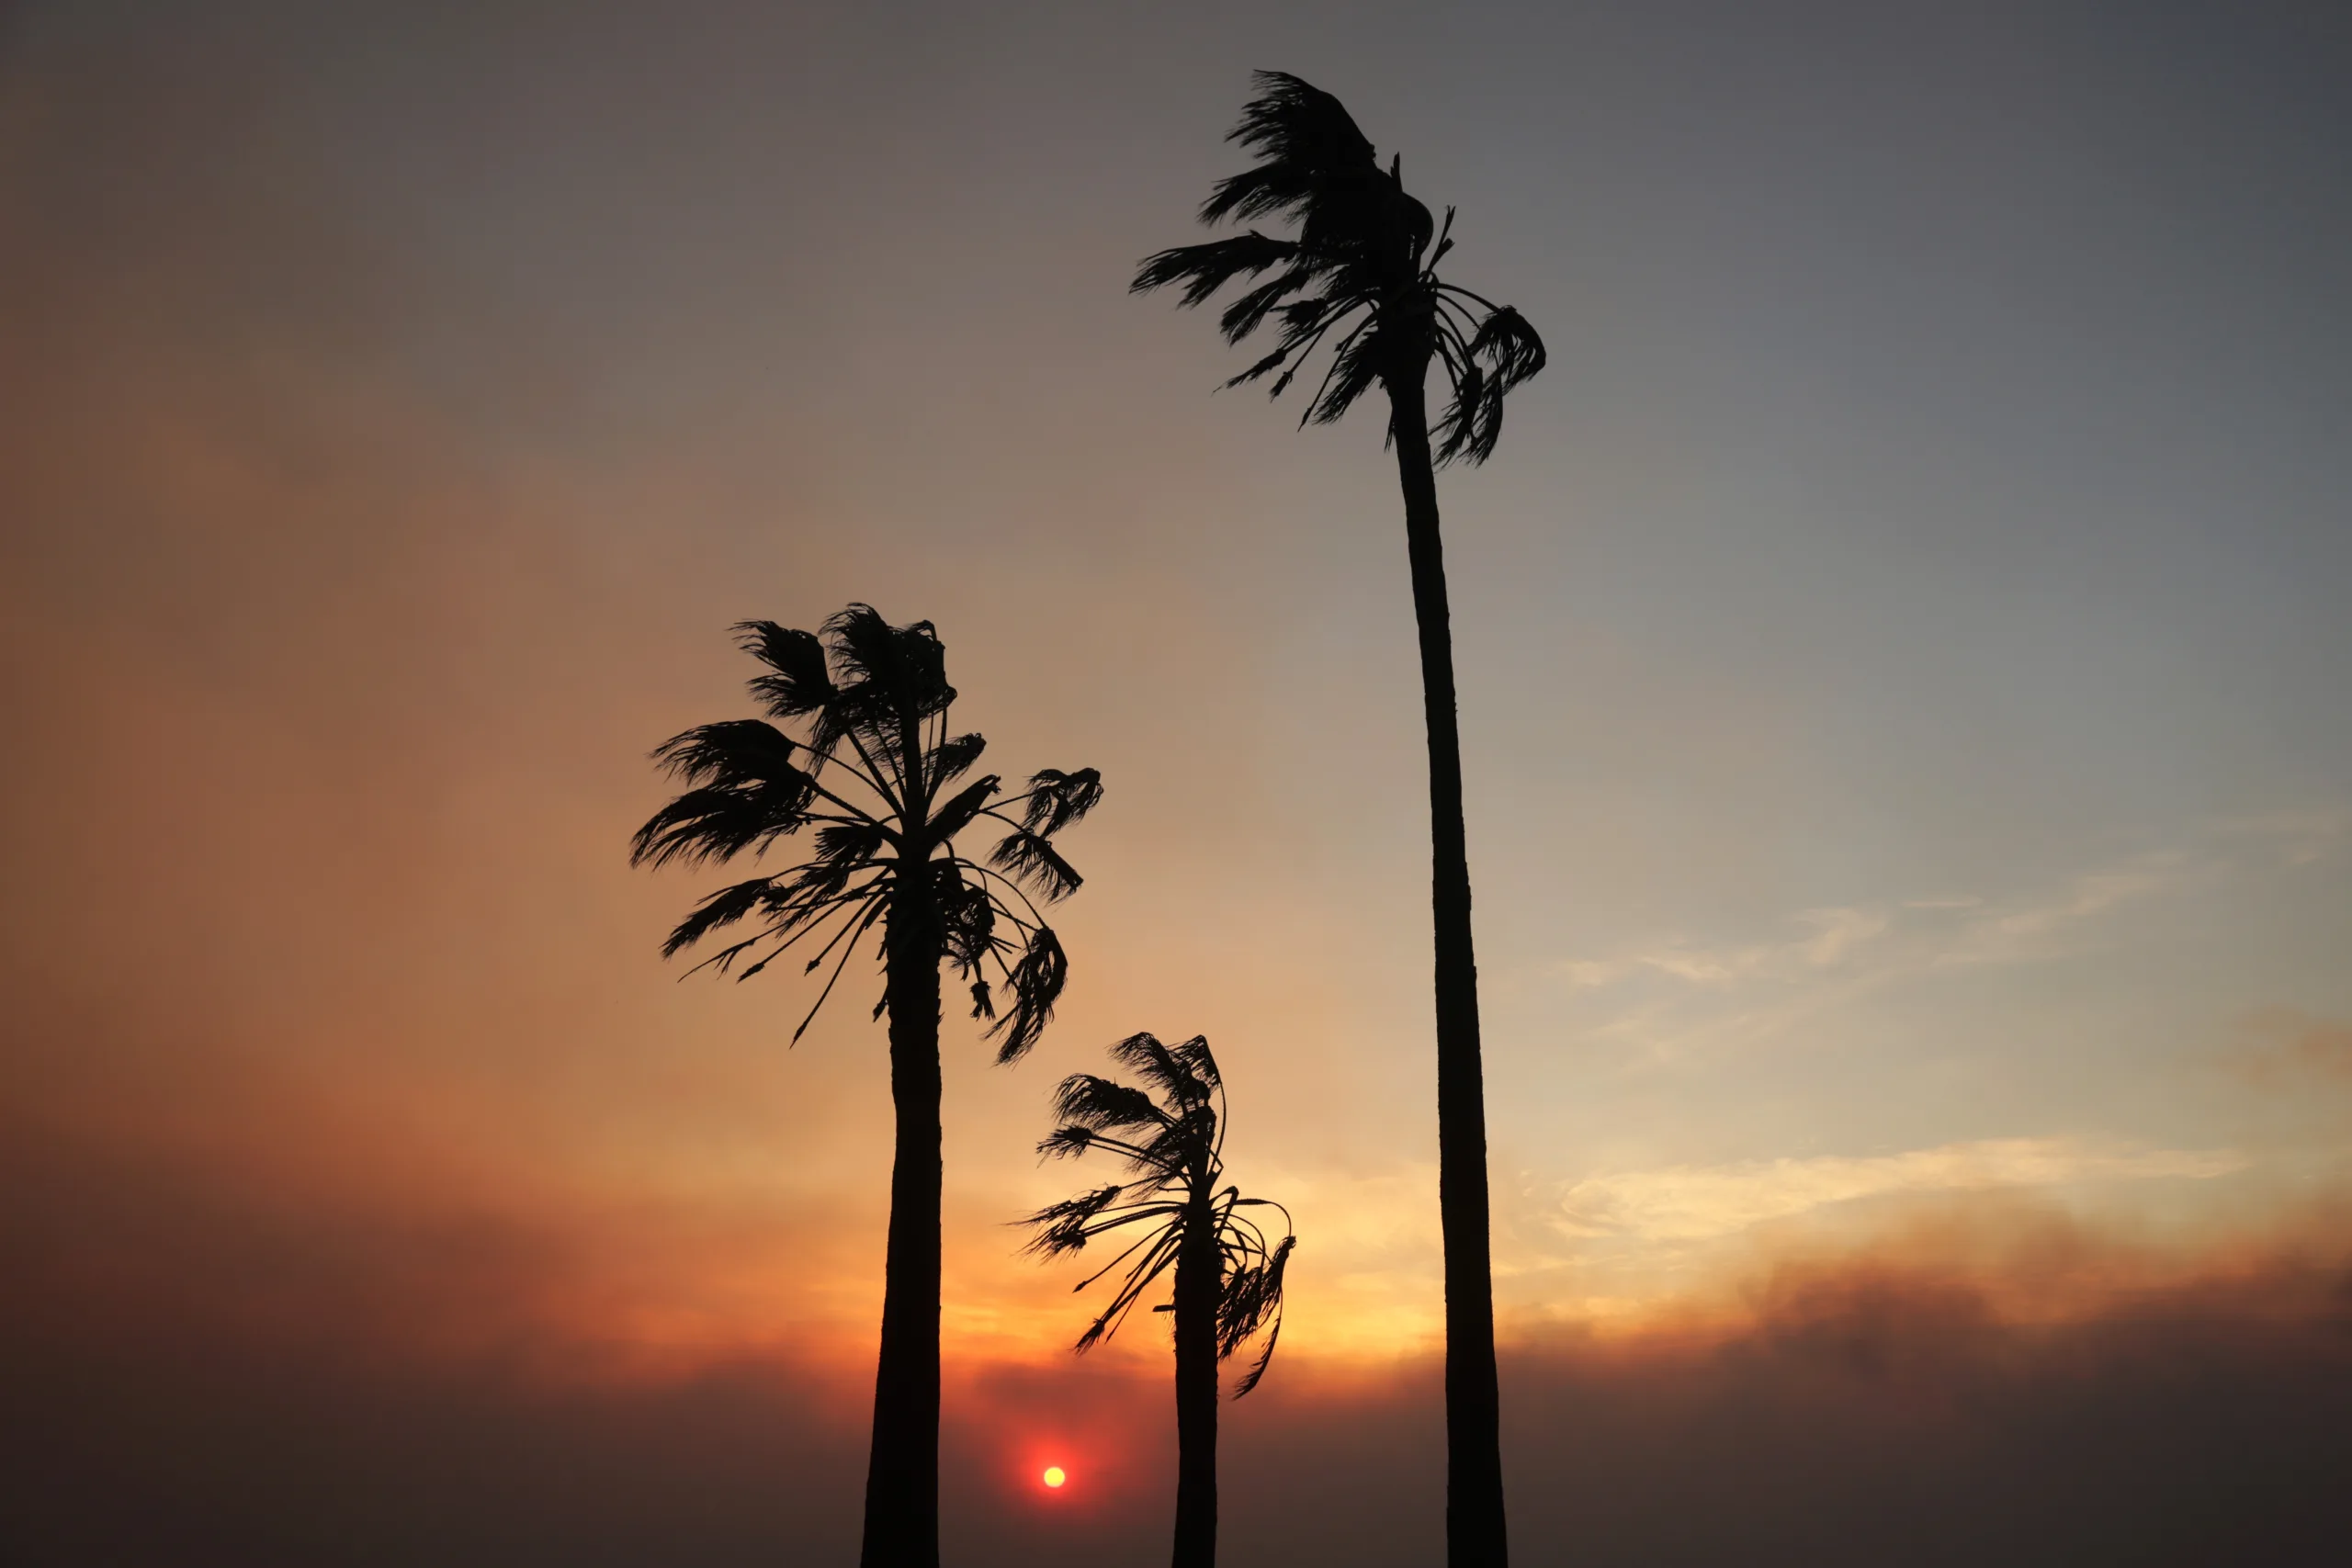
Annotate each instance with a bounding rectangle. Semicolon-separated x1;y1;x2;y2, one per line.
861;885;944;1568
1386;373;1508;1568
1170;1188;1222;1568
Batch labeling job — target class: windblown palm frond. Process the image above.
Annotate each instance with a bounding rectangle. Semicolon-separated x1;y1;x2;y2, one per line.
1133;70;1545;464
1020;1033;1295;1395
631;607;1100;1056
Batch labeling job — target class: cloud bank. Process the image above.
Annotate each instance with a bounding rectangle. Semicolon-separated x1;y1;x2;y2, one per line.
6;1109;2348;1566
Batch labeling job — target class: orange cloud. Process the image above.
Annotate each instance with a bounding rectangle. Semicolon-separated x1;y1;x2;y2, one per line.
9;1126;2348;1566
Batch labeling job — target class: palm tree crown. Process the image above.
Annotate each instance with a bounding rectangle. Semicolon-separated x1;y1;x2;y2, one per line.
629;604;1102;1057
1022;1032;1295;1393
1133;70;1546;463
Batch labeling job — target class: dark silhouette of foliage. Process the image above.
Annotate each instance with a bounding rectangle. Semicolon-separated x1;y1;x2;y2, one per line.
1023;1032;1295;1568
1135;73;1544;1568
633;605;1101;1568
1133;71;1544;466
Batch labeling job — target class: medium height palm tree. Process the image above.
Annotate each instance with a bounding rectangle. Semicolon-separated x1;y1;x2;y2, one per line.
1133;73;1545;1568
631;605;1102;1568
1022;1032;1295;1568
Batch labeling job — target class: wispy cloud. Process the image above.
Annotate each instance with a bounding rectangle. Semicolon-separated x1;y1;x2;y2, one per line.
1555;905;1894;990
1553;850;2201;998
2221;805;2350;867
1555;798;2352;1008
1545;1138;2248;1245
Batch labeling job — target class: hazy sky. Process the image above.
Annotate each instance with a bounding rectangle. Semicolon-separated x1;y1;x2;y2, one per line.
5;2;2349;1561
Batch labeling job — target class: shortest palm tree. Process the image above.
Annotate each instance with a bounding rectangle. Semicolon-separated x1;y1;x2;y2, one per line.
1021;1032;1295;1568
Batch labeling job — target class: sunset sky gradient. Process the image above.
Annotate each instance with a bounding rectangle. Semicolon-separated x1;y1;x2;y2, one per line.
6;2;2350;1562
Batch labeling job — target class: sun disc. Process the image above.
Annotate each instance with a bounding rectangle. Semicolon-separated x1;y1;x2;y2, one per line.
1041;1465;1067;1489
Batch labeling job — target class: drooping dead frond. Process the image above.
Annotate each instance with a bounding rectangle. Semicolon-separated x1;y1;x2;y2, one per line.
1433;302;1547;465
990;827;1083;902
987;924;1069;1064
1020;768;1106;835
938;875;999;998
1225;1231;1295;1396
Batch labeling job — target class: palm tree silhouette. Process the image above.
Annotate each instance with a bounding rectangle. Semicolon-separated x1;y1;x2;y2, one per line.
631;605;1102;1568
1022;1032;1295;1568
1132;73;1544;1567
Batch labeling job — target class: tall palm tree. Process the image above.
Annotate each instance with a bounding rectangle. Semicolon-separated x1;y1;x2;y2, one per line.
1133;73;1545;1568
1021;1032;1295;1568
630;605;1103;1568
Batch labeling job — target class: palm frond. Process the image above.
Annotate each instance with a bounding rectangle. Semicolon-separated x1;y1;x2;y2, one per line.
1219;1231;1294;1358
629;784;809;870
1225;1233;1295;1397
658;874;782;958
987;924;1068;1063
938;876;1000;984
808;818;886;865
1019;1182;1128;1257
648;718;807;789
1107;1031;1217;1107
1037;1124;1099;1160
1131;232;1299;307
931;773;1002;852
1020;768;1106;835
631;718;841;870
1216;264;1318;344
735;621;834;719
1201;71;1377;227
1165;1032;1222;1093
1047;1074;1169;1139
790;899;884;1043
1432;303;1547;466
990;827;1082;902
774;836;885;909
1074;1227;1185;1353
824;604;954;721
1306;311;1389;427
929;732;989;794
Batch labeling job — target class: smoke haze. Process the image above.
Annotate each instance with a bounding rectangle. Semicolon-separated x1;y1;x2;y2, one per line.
6;2;2351;1562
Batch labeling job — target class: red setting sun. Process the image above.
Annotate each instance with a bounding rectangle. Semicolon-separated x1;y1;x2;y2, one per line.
1040;1466;1067;1490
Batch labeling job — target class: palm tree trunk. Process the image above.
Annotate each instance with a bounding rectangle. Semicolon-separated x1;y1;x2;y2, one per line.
1386;374;1509;1568
861;888;944;1568
1170;1193;1221;1568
